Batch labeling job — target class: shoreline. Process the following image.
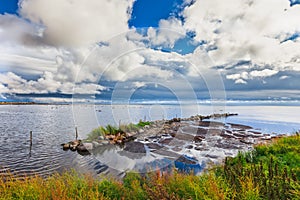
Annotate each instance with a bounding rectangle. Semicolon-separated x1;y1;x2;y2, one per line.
0;102;70;105
2;134;299;199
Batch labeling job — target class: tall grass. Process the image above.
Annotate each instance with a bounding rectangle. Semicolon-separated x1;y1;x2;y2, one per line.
1;134;299;199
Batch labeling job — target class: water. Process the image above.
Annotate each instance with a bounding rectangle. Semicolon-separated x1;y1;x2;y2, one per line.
0;104;299;177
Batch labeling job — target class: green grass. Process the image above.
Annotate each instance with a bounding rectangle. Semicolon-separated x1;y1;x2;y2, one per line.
86;120;152;141
1;134;299;199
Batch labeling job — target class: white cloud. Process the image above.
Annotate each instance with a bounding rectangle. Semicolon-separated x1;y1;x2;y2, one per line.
133;81;146;88
235;79;247;84
20;0;135;47
0;14;42;46
226;71;249;80
0;71;105;94
183;0;300;72
279;75;290;80
226;69;278;84
250;69;278;78
147;17;186;48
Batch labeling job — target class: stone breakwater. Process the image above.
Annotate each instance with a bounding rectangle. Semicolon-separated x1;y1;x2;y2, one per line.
62;113;283;171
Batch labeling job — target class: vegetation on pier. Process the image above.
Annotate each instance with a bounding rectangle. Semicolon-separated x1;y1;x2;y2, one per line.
86;121;152;141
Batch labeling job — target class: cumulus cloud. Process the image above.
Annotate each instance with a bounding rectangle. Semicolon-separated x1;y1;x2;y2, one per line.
19;0;135;47
0;14;42;46
147;17;186;48
183;0;300;74
250;69;278;78
0;71;105;95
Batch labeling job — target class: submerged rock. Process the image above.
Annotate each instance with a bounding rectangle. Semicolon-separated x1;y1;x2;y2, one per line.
146;143;163;150
123;141;146;153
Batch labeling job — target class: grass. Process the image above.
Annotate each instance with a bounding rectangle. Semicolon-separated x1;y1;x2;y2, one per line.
1;134;299;199
86;120;152;141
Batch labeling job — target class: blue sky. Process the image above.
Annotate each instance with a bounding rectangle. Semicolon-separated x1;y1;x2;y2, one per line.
1;0;300;103
0;0;18;15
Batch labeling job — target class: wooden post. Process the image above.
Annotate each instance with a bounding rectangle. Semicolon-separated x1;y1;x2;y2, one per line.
30;131;33;145
29;131;32;158
75;127;78;140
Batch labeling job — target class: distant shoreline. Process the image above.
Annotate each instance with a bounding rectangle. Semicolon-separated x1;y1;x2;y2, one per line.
0;102;70;105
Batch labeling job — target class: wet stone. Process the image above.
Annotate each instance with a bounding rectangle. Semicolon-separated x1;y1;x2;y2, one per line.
176;155;197;165
229;123;252;130
146;143;162;150
123;142;146;153
197;128;208;135
172;147;182;152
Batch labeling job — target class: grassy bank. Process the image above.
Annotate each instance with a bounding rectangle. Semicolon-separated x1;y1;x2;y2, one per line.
1;134;299;199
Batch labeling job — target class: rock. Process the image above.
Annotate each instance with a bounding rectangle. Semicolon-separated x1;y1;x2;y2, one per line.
159;138;173;145
99;140;110;145
62;143;70;150
220;132;234;139
92;141;101;148
172;147;182;152
144;125;150;129
71;140;81;146
169;130;176;137
77;144;89;152
126;132;137;138
70;145;77;151
98;136;105;140
205;154;219;159
194;146;203;151
146;143;162;150
163;125;171;129
207;128;225;136
186;145;194;149
82;142;93;150
240;139;254;145
197;128;208;135
138;129;144;134
148;135;161;140
116;140;123;145
77;145;91;156
198;121;224;127
229;123;252;130
152;149;181;158
249;130;261;135
194;136;203;143
123;142;146;153
176;155;197;164
233;132;247;138
215;142;240;149
173;132;194;141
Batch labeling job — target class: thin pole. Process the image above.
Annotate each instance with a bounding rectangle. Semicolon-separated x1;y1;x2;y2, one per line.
29;131;32;158
75;127;78;140
30;131;33;145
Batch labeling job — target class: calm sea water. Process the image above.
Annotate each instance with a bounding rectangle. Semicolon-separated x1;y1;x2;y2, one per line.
0;104;299;177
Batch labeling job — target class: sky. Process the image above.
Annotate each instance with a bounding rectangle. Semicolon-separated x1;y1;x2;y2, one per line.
0;0;300;103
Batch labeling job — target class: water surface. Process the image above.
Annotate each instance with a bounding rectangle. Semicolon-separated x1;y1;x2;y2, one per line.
0;104;299;177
